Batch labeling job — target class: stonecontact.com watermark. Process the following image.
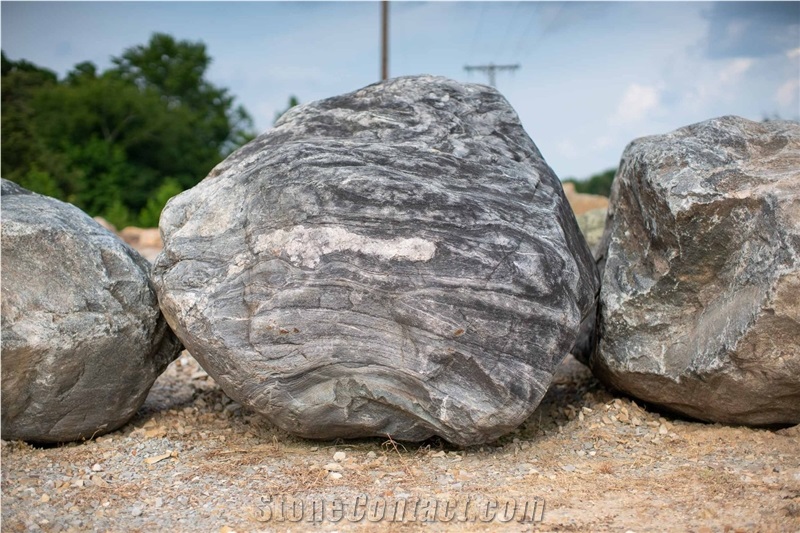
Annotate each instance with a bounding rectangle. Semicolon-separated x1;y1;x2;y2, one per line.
253;494;545;524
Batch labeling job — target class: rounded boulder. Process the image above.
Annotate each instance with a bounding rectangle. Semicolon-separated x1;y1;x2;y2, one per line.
153;76;599;445
1;180;182;443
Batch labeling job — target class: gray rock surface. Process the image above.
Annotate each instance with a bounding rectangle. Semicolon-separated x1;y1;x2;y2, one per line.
588;116;800;425
1;180;182;443
153;75;599;445
569;206;609;360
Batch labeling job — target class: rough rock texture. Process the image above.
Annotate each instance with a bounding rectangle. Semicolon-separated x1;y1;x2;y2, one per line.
153;75;599;445
1;180;182;443
569;206;609;360
588;116;800;425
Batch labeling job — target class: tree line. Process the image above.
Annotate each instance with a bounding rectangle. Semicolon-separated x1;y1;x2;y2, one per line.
563;169;615;197
3;32;611;230
2;33;257;228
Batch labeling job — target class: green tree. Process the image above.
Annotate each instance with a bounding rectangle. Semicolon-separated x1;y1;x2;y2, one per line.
564;168;616;197
1;51;72;192
17;166;60;199
1;34;257;228
137;178;183;228
111;33;255;173
30;71;165;210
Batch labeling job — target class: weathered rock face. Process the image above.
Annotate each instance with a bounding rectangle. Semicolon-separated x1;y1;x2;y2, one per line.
569;206;609;361
588;116;800;425
153;75;599;445
1;180;182;443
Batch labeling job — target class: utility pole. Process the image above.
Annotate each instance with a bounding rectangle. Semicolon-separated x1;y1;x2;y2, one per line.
463;63;520;87
381;1;389;81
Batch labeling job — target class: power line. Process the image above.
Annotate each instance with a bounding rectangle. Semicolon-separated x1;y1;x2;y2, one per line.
496;2;523;60
511;2;565;60
464;63;520;87
510;4;541;59
467;3;487;59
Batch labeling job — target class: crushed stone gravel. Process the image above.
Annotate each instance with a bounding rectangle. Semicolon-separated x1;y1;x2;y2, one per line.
2;353;799;532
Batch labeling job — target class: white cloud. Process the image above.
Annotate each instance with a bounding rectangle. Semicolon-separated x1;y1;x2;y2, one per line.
718;58;754;84
681;57;756;111
787;47;800;59
776;78;800;107
591;135;615;151
611;83;661;125
556;139;579;158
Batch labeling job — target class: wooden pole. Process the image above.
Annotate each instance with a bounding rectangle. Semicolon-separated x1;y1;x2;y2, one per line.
381;0;389;81
463;63;520;88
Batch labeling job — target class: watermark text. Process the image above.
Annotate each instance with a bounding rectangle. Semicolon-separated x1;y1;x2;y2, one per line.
252;494;545;524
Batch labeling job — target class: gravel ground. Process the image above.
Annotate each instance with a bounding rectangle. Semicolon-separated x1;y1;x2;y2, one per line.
3;352;799;532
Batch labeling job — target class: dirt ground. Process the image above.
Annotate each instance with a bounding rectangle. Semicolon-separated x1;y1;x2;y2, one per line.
5;136;797;531
2;350;799;532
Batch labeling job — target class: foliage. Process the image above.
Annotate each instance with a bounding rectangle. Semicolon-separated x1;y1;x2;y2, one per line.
17;166;61;199
138;178;183;228
1;34;258;227
564;168;616;197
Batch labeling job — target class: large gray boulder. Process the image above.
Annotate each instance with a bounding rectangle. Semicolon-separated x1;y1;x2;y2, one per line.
153;75;599;445
1;180;182;443
588;116;800;425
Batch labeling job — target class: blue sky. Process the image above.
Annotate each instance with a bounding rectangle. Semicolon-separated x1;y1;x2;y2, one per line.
2;1;799;180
